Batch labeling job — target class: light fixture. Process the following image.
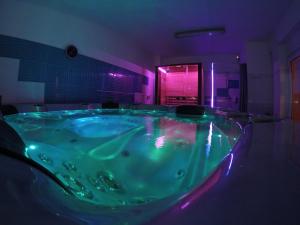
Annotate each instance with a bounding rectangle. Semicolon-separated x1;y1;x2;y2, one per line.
174;27;225;39
158;67;167;74
28;145;37;150
211;62;214;108
108;72;123;78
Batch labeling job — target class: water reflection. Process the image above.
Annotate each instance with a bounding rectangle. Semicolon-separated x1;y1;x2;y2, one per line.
206;122;213;157
155;136;166;149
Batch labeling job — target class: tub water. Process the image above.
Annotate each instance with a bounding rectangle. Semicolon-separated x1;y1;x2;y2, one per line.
4;109;241;224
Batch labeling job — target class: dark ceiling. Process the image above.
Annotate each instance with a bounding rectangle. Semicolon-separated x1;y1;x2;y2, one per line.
22;0;294;57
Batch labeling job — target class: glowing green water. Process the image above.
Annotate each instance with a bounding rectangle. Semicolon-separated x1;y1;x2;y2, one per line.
4;109;238;206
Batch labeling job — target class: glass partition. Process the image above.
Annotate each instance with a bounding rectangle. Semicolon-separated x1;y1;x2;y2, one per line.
204;62;240;111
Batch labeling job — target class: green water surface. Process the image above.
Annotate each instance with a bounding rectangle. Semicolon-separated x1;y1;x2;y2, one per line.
4;109;238;207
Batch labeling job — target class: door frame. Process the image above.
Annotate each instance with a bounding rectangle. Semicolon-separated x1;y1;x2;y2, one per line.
290;56;300;120
155;63;203;105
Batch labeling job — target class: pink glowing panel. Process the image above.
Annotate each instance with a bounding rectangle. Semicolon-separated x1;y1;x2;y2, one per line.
158;65;198;105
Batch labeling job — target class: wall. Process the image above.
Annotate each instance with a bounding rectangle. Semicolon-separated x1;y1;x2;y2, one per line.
274;0;300;44
143;70;155;104
245;41;273;115
271;0;300;118
160;54;239;75
0;34;149;104
244;0;300;118
0;57;44;104
272;43;291;118
0;0;155;104
287;26;300;57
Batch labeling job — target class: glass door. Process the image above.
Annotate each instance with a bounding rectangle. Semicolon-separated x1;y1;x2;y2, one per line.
156;64;202;105
203;62;240;111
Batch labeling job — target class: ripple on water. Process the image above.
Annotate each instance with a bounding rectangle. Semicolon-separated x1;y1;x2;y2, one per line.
62;161;77;172
176;169;185;179
97;171;124;193
59;174;94;200
87;171;124;194
87;175;107;192
129;196;157;205
38;153;53;165
121;150;130;157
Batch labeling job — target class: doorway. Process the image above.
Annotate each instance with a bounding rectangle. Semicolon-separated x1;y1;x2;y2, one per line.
291;57;300;121
155;64;202;105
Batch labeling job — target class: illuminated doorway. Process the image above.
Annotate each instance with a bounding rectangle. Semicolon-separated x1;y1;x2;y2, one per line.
155;64;202;105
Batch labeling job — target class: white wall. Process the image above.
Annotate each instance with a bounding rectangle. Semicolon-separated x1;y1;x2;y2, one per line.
272;43;292;118
0;0;155;104
246;41;273;115
0;57;44;104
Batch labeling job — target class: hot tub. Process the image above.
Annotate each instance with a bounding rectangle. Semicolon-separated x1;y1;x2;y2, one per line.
2;107;244;225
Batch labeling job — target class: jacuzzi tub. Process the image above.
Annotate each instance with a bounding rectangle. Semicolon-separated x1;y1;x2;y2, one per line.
1;107;247;225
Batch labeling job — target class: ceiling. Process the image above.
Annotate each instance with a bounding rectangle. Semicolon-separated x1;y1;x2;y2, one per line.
22;0;293;57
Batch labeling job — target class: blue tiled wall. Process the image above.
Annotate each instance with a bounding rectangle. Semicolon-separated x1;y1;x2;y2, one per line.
0;34;148;103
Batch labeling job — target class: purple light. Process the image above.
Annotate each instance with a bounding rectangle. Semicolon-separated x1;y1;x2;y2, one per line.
180;201;190;210
179;168;222;211
109;72;123;78
158;67;167;74
226;153;234;176
211;62;214;108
